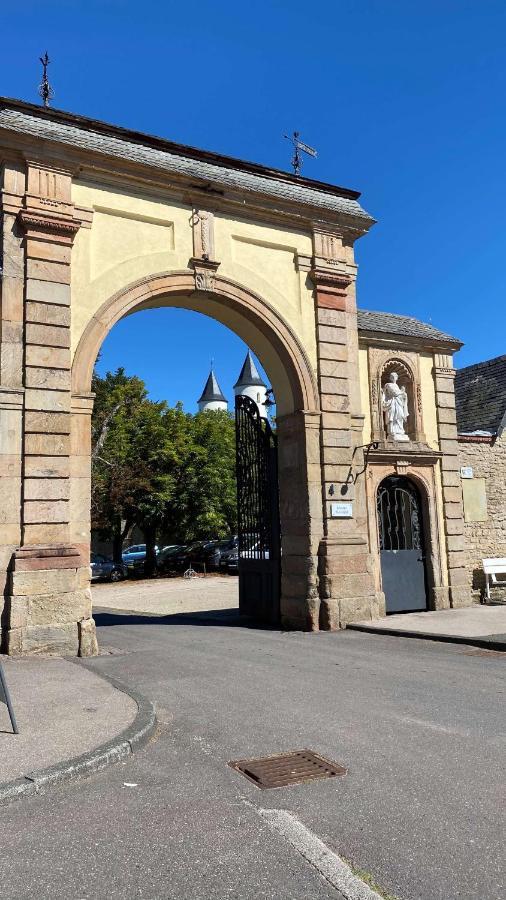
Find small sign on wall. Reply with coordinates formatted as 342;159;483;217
330;501;353;518
460;466;474;479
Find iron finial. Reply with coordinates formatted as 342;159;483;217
284;131;317;177
38;52;54;108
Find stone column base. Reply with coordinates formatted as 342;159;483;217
318;536;382;630
4;545;98;657
280;595;320;631
449;585;474;608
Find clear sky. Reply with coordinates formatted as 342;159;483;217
2;1;505;408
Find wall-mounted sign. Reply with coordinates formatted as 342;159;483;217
460;466;474;479
330;501;353;518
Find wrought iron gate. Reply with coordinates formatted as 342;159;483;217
235;395;280;624
377;476;428;613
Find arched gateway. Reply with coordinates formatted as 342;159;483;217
0;98;471;656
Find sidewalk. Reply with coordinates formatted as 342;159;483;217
348;604;506;650
0;656;155;802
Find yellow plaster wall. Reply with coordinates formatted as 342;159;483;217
70;179;318;387
358;346;371;442
419;353;439;449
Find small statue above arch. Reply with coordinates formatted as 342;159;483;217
382;370;410;441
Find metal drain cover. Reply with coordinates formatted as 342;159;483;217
229;749;346;789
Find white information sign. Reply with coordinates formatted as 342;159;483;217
330;501;353;518
460;466;474;479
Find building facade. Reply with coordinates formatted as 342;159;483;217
455;355;506;599
0;97;471;656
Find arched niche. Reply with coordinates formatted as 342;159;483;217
368;350;425;443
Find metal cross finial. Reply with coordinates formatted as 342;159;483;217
284;131;317;177
38;52;54;108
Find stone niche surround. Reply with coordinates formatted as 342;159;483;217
362;341;470;611
1;158;97;657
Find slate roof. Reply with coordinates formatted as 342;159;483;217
198;370;227;404
234;352;266;389
455;355;506;435
357;309;462;347
0;98;373;224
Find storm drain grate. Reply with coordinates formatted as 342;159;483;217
228;749;346;789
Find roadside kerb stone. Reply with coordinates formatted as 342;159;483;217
0;672;156;806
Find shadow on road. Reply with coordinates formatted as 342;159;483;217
93;607;278;631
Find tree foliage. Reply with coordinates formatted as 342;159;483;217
91;368;237;563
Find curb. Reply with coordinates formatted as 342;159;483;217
0;671;157;806
346;623;506;652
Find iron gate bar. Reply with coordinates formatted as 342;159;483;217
235;395;280;623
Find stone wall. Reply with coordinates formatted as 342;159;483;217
458;433;506;599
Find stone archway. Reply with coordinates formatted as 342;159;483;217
66;271;324;652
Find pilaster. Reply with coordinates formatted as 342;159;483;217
434;354;470;608
311;230;377;628
4;160;97;656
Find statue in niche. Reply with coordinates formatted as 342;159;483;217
382;371;409;441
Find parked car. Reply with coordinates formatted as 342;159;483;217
218;537;239;571
157;545;185;574
90;553;125;582
122;543;159;575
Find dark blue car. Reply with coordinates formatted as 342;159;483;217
90;553;125;582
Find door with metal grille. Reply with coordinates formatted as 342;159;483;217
377;476;428;613
235;395;280;624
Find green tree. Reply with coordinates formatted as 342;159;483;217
91;369;237;572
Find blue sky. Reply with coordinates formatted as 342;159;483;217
2;1;505;408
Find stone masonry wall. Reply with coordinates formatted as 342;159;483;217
458;433;506;599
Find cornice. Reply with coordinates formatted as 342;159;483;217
0;127;372;241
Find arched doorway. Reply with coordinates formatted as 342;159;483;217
377;476;428;613
71;271;323;635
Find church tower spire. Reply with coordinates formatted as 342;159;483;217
197;368;228;412
233;351;268;417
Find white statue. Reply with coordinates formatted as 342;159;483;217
382;372;409;441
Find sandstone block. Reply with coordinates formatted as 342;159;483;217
24;455;70;478
319;597;340;630
11;566;77;596
79;617;98;657
338;595;377;627
24;478;70;501
0;277;24;322
26;238;71;264
0;477;21;524
25;301;71;327
317;307;347;327
319;351;348;372
447;534;466;552
26;279;70;305
24;410;71;434
26;259;71;284
28;589;91;625
25;367;71;391
25;389;71;414
22;522;70;544
320;376;348;396
279;595;320;631
21;623;79;656
23;499;70;524
322;428;352;448
24;346;71;370
438;422;458;440
25;433;70;456
25;323;70;348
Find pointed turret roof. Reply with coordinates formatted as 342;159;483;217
198;369;227;403
234;351;266;389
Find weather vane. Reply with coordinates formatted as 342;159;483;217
38;52;54;108
284;131;317;177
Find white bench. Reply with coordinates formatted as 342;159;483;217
483;558;506;601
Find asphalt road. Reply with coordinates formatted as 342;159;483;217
0;608;504;900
